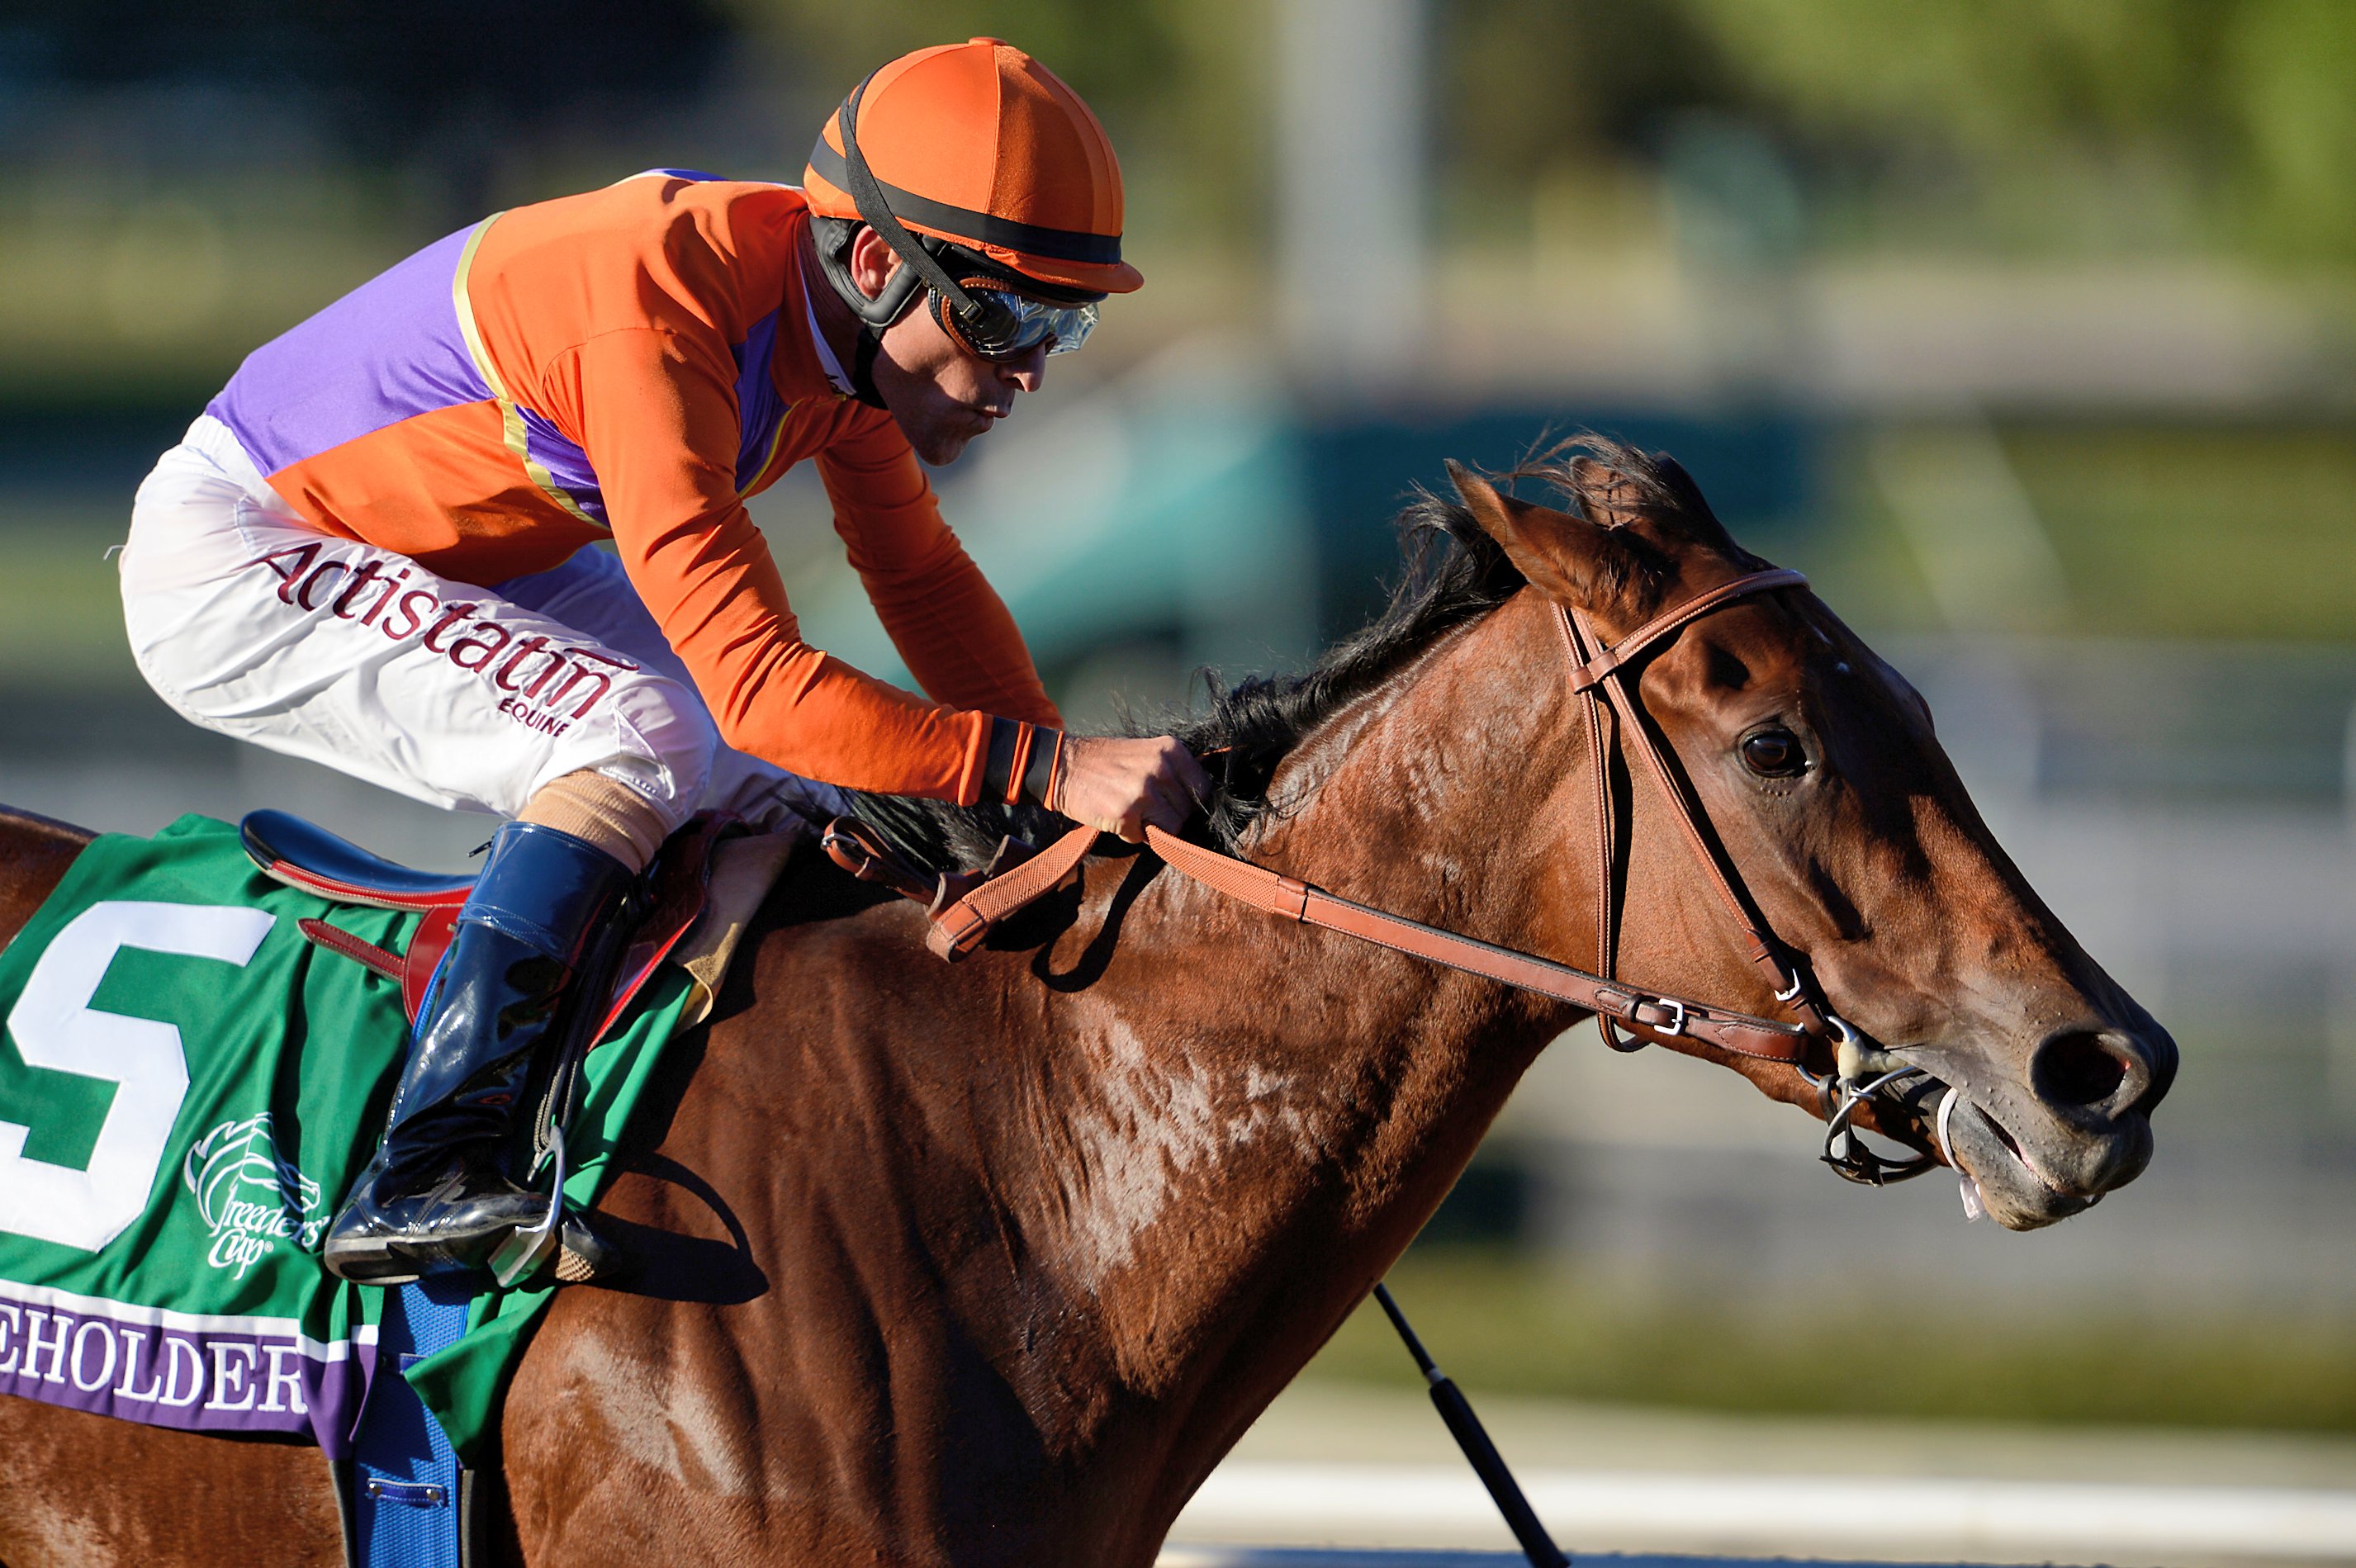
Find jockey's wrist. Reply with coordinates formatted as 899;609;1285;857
981;717;1066;811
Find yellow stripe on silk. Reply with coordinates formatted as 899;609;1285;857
737;401;797;498
449;214;607;533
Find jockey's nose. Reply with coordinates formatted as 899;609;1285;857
1000;344;1048;393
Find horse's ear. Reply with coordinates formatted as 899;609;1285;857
1447;461;1642;613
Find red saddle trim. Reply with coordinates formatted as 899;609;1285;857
402;907;458;1025
263;862;473;912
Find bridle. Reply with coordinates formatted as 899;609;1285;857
832;567;1951;1187
1552;566;1943;1184
1538;566;1945;1182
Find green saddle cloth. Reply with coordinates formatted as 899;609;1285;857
0;813;694;1462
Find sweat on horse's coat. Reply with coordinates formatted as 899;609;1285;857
1055;1011;1330;1293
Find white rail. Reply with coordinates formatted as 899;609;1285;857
1161;1552;1531;1567
1168;1462;2356;1564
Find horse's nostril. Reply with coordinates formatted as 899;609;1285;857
2033;1029;2132;1108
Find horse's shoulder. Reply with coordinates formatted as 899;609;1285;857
678;850;944;1056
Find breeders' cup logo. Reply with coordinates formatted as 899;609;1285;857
182;1115;325;1279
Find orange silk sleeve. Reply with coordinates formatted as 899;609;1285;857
816;415;1062;729
552;327;997;803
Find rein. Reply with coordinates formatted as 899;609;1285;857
1142;820;1808;1059
829;566;1946;1186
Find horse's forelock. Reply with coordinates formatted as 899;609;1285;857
1513;436;1752;568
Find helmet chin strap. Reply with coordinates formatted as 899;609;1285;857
847;328;889;411
833;74;994;320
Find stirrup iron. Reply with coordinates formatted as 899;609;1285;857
488;1125;567;1287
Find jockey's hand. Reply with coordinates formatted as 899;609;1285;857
1052;735;1211;843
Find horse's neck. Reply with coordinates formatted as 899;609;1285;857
1251;603;1571;925
1013;594;1583;1476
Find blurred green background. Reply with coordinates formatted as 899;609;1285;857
2;0;2354;1446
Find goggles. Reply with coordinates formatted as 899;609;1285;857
933;278;1100;362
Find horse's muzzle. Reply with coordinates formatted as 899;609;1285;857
1937;1016;2175;1229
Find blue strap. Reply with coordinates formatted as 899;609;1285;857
353;1280;472;1567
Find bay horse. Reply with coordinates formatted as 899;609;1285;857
0;443;2172;1566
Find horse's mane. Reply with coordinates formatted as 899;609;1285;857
842;438;1699;875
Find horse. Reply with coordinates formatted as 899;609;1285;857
0;442;2173;1567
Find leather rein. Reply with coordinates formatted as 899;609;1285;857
826;566;1946;1186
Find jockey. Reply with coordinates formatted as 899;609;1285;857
116;38;1210;1285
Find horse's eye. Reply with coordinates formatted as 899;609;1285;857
1741;728;1807;778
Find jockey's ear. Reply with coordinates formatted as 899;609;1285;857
1447;460;1647;618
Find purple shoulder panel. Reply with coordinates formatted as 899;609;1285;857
514;407;609;526
732;306;787;492
205;225;493;476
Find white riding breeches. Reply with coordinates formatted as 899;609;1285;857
119;415;849;833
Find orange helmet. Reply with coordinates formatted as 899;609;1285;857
804;38;1142;298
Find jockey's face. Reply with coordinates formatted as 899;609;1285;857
847;226;1048;466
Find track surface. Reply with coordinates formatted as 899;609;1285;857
1165;1382;2356;1568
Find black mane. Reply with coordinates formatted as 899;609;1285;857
843;439;1692;875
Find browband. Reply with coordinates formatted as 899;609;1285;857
1567;568;1808;691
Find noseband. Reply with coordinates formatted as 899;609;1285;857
879;566;1946;1187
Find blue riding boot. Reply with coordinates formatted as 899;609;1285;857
322;822;637;1285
